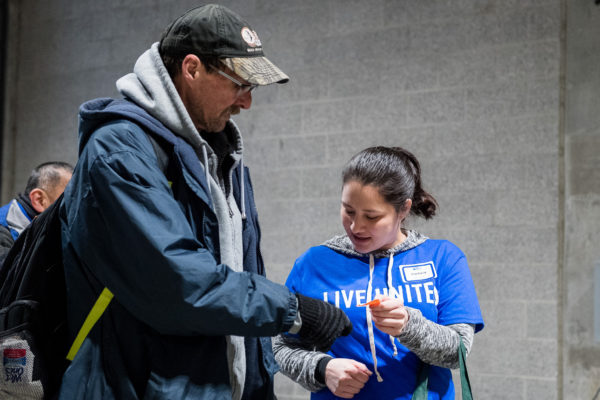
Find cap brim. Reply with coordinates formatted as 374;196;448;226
221;57;289;85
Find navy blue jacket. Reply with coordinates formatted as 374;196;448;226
59;98;296;399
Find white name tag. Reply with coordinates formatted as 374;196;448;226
400;262;437;282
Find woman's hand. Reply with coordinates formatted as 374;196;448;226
369;296;409;337
325;358;372;399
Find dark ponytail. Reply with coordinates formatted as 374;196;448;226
342;146;438;219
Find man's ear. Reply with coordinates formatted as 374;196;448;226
181;54;203;80
29;188;48;213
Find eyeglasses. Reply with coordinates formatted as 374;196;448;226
210;65;258;95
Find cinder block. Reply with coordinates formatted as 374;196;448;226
236;104;302;140
492;189;558;228
447;227;557;264
325;131;385;165
278;135;328;168
326;29;388;66
265;67;330;105
260;234;303;266
408;89;465;125
517;40;560;80
426;152;558;193
243;138;281;170
300;167;341;199
329;58;386;98
407;18;469;54
251;167;302;202
470;336;557;377
470;263;557;302
479;300;527;338
527;302;558;339
301;101;354;134
431;189;496;228
463;10;529;49
470;374;524;400
379;54;440;94
527;4;561;41
351;95;408;131
330;0;384;35
491;115;559;156
527;79;560;115
264;262;293;285
525;378;558;400
465;83;529;121
439;47;510;88
567;135;600;195
255;0;325;15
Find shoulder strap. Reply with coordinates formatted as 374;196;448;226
66;132;171;362
66;288;113;361
411;337;473;400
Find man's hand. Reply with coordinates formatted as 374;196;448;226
325;358;371;399
369;296;409;336
295;294;352;352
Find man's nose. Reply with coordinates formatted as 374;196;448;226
235;91;252;109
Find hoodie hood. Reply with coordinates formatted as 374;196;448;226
116;42;204;151
323;230;427;258
114;42;244;171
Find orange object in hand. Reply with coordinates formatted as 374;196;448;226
358;299;381;307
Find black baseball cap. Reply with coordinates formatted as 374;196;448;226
159;4;289;85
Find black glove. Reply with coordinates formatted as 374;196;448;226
295;293;353;352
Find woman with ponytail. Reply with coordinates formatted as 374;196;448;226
274;146;484;399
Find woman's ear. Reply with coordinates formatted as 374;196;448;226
400;199;412;221
29;188;49;213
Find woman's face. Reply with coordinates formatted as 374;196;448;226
341;181;409;254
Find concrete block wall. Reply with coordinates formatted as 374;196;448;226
236;2;562;398
563;1;600;399
2;0;596;399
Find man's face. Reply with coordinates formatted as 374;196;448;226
181;59;253;133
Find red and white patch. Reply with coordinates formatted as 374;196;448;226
241;27;262;47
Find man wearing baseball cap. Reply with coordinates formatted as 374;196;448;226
58;4;351;400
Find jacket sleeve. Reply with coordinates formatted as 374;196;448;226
64;121;297;337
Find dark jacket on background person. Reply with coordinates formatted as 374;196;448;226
0;194;39;263
58;97;297;399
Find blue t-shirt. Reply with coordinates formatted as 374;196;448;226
285;238;484;400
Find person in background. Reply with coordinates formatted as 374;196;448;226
58;4;351;400
274;146;484;399
0;161;73;263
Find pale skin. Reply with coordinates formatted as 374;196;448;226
172;54;253;133
29;170;72;213
324;181;412;398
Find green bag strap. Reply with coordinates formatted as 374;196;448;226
66;287;114;361
458;338;473;400
411;337;473;400
412;362;430;400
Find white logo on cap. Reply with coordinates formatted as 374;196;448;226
241;27;262;48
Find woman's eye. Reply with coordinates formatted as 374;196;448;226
366;215;379;221
345;210;355;216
